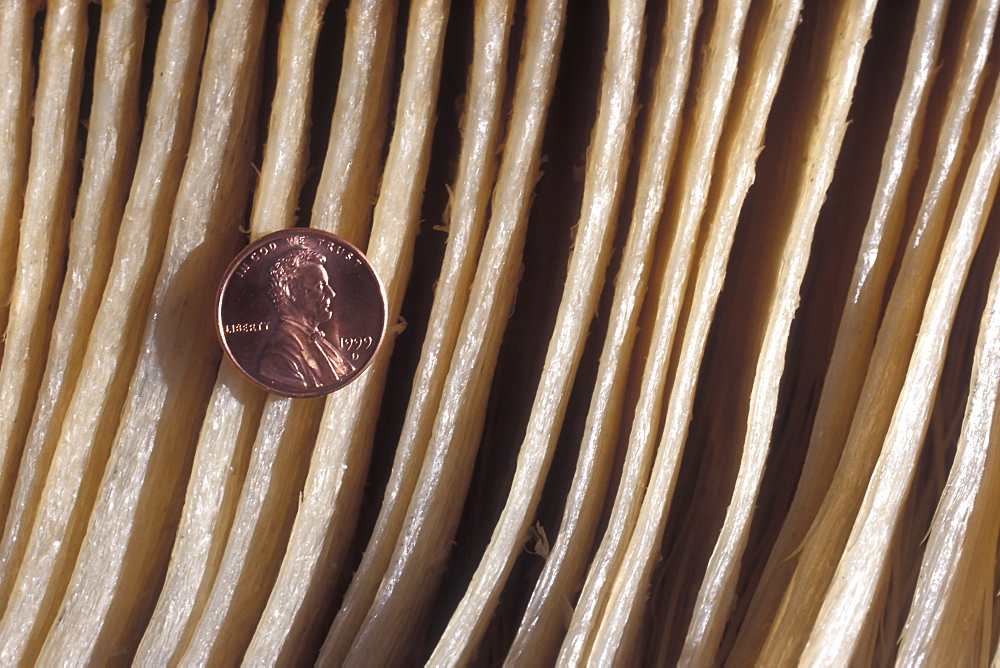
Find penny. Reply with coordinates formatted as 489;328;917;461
216;228;387;397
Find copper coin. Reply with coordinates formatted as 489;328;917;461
216;228;387;398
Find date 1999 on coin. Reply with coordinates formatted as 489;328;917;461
216;228;387;398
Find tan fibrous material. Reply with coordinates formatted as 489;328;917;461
806;47;1000;666
514;0;698;662
337;0;566;663
680;0;875;662
728;0;948;661
0;0;34;347
1;0;145;618
323;0;511;659
136;0;329;662
35;0;265;661
754;2;1000;663
427;0;647;662
0;0;86;529
0;1;998;664
0;2;207;663
245;0;451;664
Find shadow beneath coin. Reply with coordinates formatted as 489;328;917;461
88;231;248;655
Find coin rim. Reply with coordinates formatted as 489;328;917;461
215;228;388;398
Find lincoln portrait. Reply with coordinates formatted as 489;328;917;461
257;247;356;391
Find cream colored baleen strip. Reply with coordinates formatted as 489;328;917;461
728;0;947;661
510;0;697;662
756;2;999;662
898;191;1000;667
430;0;646;662
0;0;86;522
0;1;206;663
175;1;395;664
679;0;874;663
336;0;566;664
324;0;511;656
581;0;754;661
804;57;1000;667
134;0;330;662
35;0;266;662
0;0;33;343
1;0;144;611
242;0;449;664
553;2;702;665
309;0;395;237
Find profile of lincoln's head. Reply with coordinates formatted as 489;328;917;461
267;247;336;328
257;246;355;391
